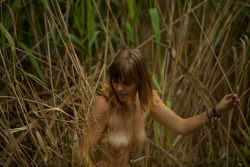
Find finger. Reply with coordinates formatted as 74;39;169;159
236;99;241;106
233;102;238;107
231;94;238;100
233;100;241;106
225;94;234;100
228;98;238;106
227;95;238;103
231;97;240;105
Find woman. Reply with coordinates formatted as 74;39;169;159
76;48;240;167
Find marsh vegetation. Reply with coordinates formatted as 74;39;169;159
0;0;249;166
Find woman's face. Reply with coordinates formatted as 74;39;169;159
112;77;138;104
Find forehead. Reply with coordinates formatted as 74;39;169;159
109;54;141;82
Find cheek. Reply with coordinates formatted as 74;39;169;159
129;85;138;93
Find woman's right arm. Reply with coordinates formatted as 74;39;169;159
76;96;109;166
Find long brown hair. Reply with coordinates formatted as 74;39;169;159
100;48;155;111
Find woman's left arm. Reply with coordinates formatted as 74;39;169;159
150;94;240;136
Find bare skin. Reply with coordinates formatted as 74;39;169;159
76;78;240;166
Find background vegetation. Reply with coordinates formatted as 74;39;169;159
0;0;249;166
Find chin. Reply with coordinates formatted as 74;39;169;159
118;97;126;102
118;97;129;103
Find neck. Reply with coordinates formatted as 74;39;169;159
121;100;134;107
120;97;136;111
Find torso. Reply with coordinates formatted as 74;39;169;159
96;96;150;167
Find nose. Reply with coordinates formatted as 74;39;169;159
117;83;124;91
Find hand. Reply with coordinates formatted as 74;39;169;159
216;94;240;116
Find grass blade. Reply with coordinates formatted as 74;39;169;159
149;8;161;56
19;42;47;87
69;34;88;55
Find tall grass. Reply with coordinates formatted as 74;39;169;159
0;0;249;166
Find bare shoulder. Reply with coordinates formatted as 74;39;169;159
150;91;165;114
91;96;111;117
153;92;160;102
94;96;109;108
152;91;164;106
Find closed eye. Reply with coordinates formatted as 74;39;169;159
112;79;119;84
124;82;131;86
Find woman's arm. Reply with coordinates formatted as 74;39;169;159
150;94;239;136
76;96;109;166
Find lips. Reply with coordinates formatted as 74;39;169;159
117;93;127;97
118;93;127;96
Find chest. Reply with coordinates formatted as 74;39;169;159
106;107;149;150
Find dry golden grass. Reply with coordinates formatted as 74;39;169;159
0;0;249;166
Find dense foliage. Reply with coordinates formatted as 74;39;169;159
0;0;249;166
